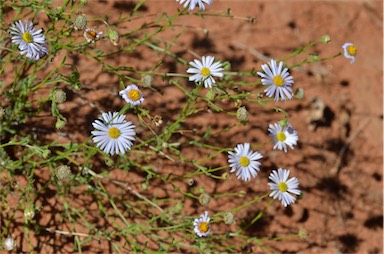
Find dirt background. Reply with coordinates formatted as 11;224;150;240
1;0;383;253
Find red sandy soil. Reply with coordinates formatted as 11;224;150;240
1;1;383;253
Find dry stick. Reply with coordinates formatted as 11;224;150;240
44;227;97;239
330;118;371;176
87;169;164;213
230;41;270;62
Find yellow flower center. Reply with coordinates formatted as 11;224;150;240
278;182;288;192
86;29;98;40
198;222;209;233
22;32;33;43
276;132;286;142
273;75;284;87
108;127;121;139
239;156;250;167
347;45;357;56
201;67;211;77
128;89;141;101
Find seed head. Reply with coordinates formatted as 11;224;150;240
73;13;87;31
56;165;71;180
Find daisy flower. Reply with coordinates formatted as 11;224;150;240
193;211;211;237
268;122;298;152
176;0;212;11
228;143;263;181
187;56;224;88
91;112;136;155
84;28;103;43
119;84;144;106
257;59;294;102
268;168;301;207
9;20;48;60
342;43;357;64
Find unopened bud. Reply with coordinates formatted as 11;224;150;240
55;118;66;129
320;34;331;43
104;156;114;167
24;205;35;220
108;29;120;46
294;88;304;99
221;172;229;180
279;119;288;127
236;106;248;123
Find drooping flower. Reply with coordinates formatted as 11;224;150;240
228;143;263;181
91;112;136;155
268;122;298;152
84;28;103;43
193;211;211;237
119;84;144;106
9;20;48;60
342;42;357;64
187;56;224;88
257;59;294;102
176;0;212;11
268;168;301;207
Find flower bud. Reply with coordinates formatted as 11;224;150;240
279;119;288;127
108;28;120;46
24;205;35;220
320;34;331;43
294;88;304;99
55;118;66;129
236;106;248;123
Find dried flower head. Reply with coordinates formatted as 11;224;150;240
199;193;211;206
56;165;72;180
73;13;87;31
53;89;66;103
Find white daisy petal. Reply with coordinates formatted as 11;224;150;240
268;168;301;207
268;122;298;152
193;211;211;237
342;42;357;64
187;56;224;88
227;143;263;181
257;59;294;102
119;84;144;106
10;20;48;60
91;112;136;155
